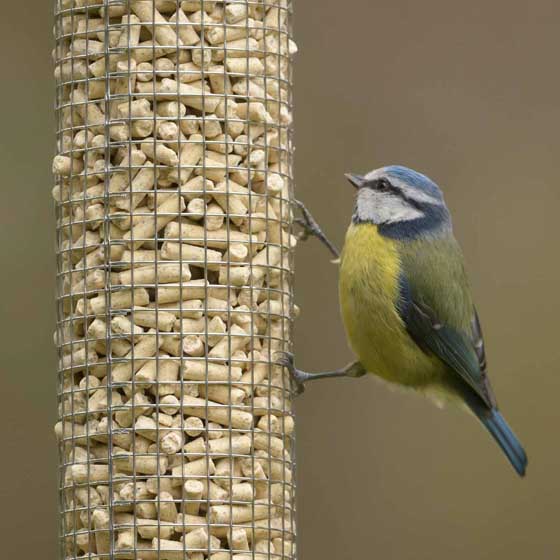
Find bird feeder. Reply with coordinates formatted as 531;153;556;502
53;1;297;558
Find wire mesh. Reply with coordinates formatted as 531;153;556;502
53;1;297;558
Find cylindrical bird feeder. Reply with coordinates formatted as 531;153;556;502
53;1;297;558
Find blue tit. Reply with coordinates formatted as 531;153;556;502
281;165;527;477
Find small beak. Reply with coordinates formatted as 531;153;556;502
345;173;365;189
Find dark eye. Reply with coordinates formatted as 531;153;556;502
376;178;392;192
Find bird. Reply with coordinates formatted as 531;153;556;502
280;165;528;477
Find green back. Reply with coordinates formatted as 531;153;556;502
399;236;473;330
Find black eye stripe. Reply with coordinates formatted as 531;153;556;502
369;178;424;211
376;178;392;191
368;178;395;193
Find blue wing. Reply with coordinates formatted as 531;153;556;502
397;272;496;408
397;272;527;475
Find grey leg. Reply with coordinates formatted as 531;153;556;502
276;352;366;395
293;199;340;260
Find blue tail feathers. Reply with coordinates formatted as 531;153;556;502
477;409;528;477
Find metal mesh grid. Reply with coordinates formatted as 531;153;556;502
53;1;297;558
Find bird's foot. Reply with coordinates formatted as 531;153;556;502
275;351;309;395
292;199;340;261
345;362;367;378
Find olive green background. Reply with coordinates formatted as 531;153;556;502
1;1;558;558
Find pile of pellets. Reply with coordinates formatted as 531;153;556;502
53;1;297;559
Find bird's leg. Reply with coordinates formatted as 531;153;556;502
292;199;340;260
276;352;366;395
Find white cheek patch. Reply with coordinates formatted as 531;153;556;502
357;189;424;224
383;198;424;224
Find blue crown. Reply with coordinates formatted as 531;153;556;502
383;165;443;199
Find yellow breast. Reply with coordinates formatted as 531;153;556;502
339;223;444;387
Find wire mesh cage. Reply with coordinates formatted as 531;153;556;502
53;1;297;558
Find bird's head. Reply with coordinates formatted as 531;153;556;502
346;165;451;238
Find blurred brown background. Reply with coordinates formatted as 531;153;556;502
1;0;559;558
